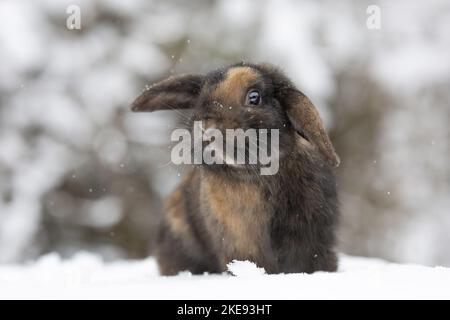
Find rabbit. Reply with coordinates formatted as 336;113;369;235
131;62;340;275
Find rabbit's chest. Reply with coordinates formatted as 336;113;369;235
201;176;275;269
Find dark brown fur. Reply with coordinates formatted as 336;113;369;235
131;63;340;275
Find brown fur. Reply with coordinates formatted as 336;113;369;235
201;172;276;270
287;94;340;167
165;184;189;235
212;67;259;104
132;62;340;275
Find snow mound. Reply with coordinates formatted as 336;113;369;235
0;253;449;299
227;260;266;276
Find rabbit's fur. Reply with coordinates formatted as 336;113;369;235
131;63;340;275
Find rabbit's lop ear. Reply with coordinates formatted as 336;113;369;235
286;92;340;167
131;74;204;112
256;63;340;167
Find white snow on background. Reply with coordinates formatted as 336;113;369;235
0;253;449;299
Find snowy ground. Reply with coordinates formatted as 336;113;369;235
0;253;449;299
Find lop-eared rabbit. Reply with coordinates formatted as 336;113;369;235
131;63;340;275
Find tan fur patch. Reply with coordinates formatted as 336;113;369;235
296;132;313;148
164;187;189;235
212;67;259;103
288;94;340;167
201;173;274;268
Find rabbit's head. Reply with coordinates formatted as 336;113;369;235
131;62;339;169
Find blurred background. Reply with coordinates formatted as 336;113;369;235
0;0;449;267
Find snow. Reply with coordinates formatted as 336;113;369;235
0;253;449;299
227;260;266;277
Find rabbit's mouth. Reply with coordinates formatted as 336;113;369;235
202;127;255;168
191;120;280;175
203;142;245;168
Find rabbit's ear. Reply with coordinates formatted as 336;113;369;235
285;91;340;167
256;63;340;167
131;74;204;112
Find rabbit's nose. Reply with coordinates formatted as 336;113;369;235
202;119;218;142
203;119;217;130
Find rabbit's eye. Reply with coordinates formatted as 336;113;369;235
246;90;261;106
